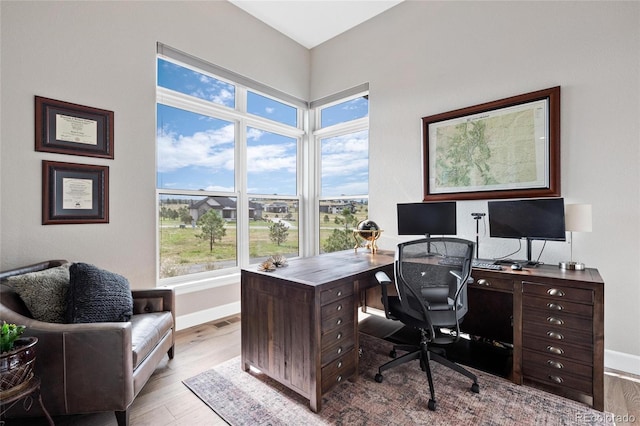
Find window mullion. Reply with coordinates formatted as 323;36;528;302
236;88;249;266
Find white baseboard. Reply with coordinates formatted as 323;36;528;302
175;301;241;331
605;349;640;376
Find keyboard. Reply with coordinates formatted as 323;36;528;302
438;258;503;271
472;260;503;270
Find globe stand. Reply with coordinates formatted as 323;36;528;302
352;229;383;254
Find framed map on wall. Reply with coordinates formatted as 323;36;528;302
422;86;560;201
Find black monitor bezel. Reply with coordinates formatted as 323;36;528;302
397;201;457;236
488;197;566;242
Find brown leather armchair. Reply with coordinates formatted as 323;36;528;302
0;260;175;426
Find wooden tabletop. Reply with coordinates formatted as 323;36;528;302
242;249;395;287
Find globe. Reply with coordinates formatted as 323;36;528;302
357;220;380;240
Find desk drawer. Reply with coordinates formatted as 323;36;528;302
321;322;354;350
523;349;592;380
321;283;354;305
321;296;353;321
523;306;592;332
321;311;352;333
321;335;355;365
321;352;356;393
523;357;592;394
523;282;593;304
523;335;592;364
523;295;592;316
470;275;513;292
523;322;592;346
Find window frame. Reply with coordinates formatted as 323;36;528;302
311;90;370;254
156;54;305;285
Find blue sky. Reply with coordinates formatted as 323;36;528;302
157;59;368;197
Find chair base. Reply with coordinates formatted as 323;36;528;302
375;340;479;411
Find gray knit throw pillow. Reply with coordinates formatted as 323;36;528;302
66;263;133;323
6;264;70;323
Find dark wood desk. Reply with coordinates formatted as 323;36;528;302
241;250;604;412
241;249;394;412
468;265;605;411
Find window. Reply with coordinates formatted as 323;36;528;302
313;92;370;253
156;51;304;282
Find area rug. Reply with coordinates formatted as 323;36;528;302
183;333;613;425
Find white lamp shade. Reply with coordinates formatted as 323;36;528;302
565;204;592;233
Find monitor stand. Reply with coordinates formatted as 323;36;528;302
524;238;540;267
495;239;540;267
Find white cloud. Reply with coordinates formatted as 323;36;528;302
157;124;235;173
247;143;297;173
321;131;368;177
203;184;235;192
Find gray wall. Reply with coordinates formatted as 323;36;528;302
0;0;309;322
1;1;639;370
311;1;640;366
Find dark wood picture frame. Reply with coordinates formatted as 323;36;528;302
35;96;114;159
42;161;109;225
422;86;560;201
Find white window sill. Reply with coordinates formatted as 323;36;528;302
161;271;241;295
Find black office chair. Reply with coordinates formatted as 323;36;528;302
374;237;479;411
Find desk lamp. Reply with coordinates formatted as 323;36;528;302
559;204;592;270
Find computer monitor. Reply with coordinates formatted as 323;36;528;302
488;197;566;265
397;202;457;237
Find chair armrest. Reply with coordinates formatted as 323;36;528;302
131;288;175;355
375;271;393;317
132;288;174;314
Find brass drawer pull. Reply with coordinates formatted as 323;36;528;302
546;345;564;355
336;347;343;354
547;360;564;369
477;279;490;286
336;304;342;311
547;331;564;340
336;332;343;340
336;318;343;325
546;317;564;325
547;288;565;297
548;375;564;384
547;303;563;310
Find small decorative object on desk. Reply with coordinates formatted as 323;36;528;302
353;219;383;254
268;254;288;268
258;260;276;272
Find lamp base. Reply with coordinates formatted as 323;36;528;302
559;261;585;271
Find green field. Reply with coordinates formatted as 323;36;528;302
159;207;368;278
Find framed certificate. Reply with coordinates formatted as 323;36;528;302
42;161;109;224
35;96;114;159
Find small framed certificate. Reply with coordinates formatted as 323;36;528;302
35;96;114;159
42;161;109;224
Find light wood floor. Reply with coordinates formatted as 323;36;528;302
5;315;640;425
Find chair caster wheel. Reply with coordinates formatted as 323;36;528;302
471;383;480;393
389;350;397;358
428;399;437;411
375;373;384;383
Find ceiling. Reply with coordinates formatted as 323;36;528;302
228;0;404;49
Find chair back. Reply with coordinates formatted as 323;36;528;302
394;238;474;334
